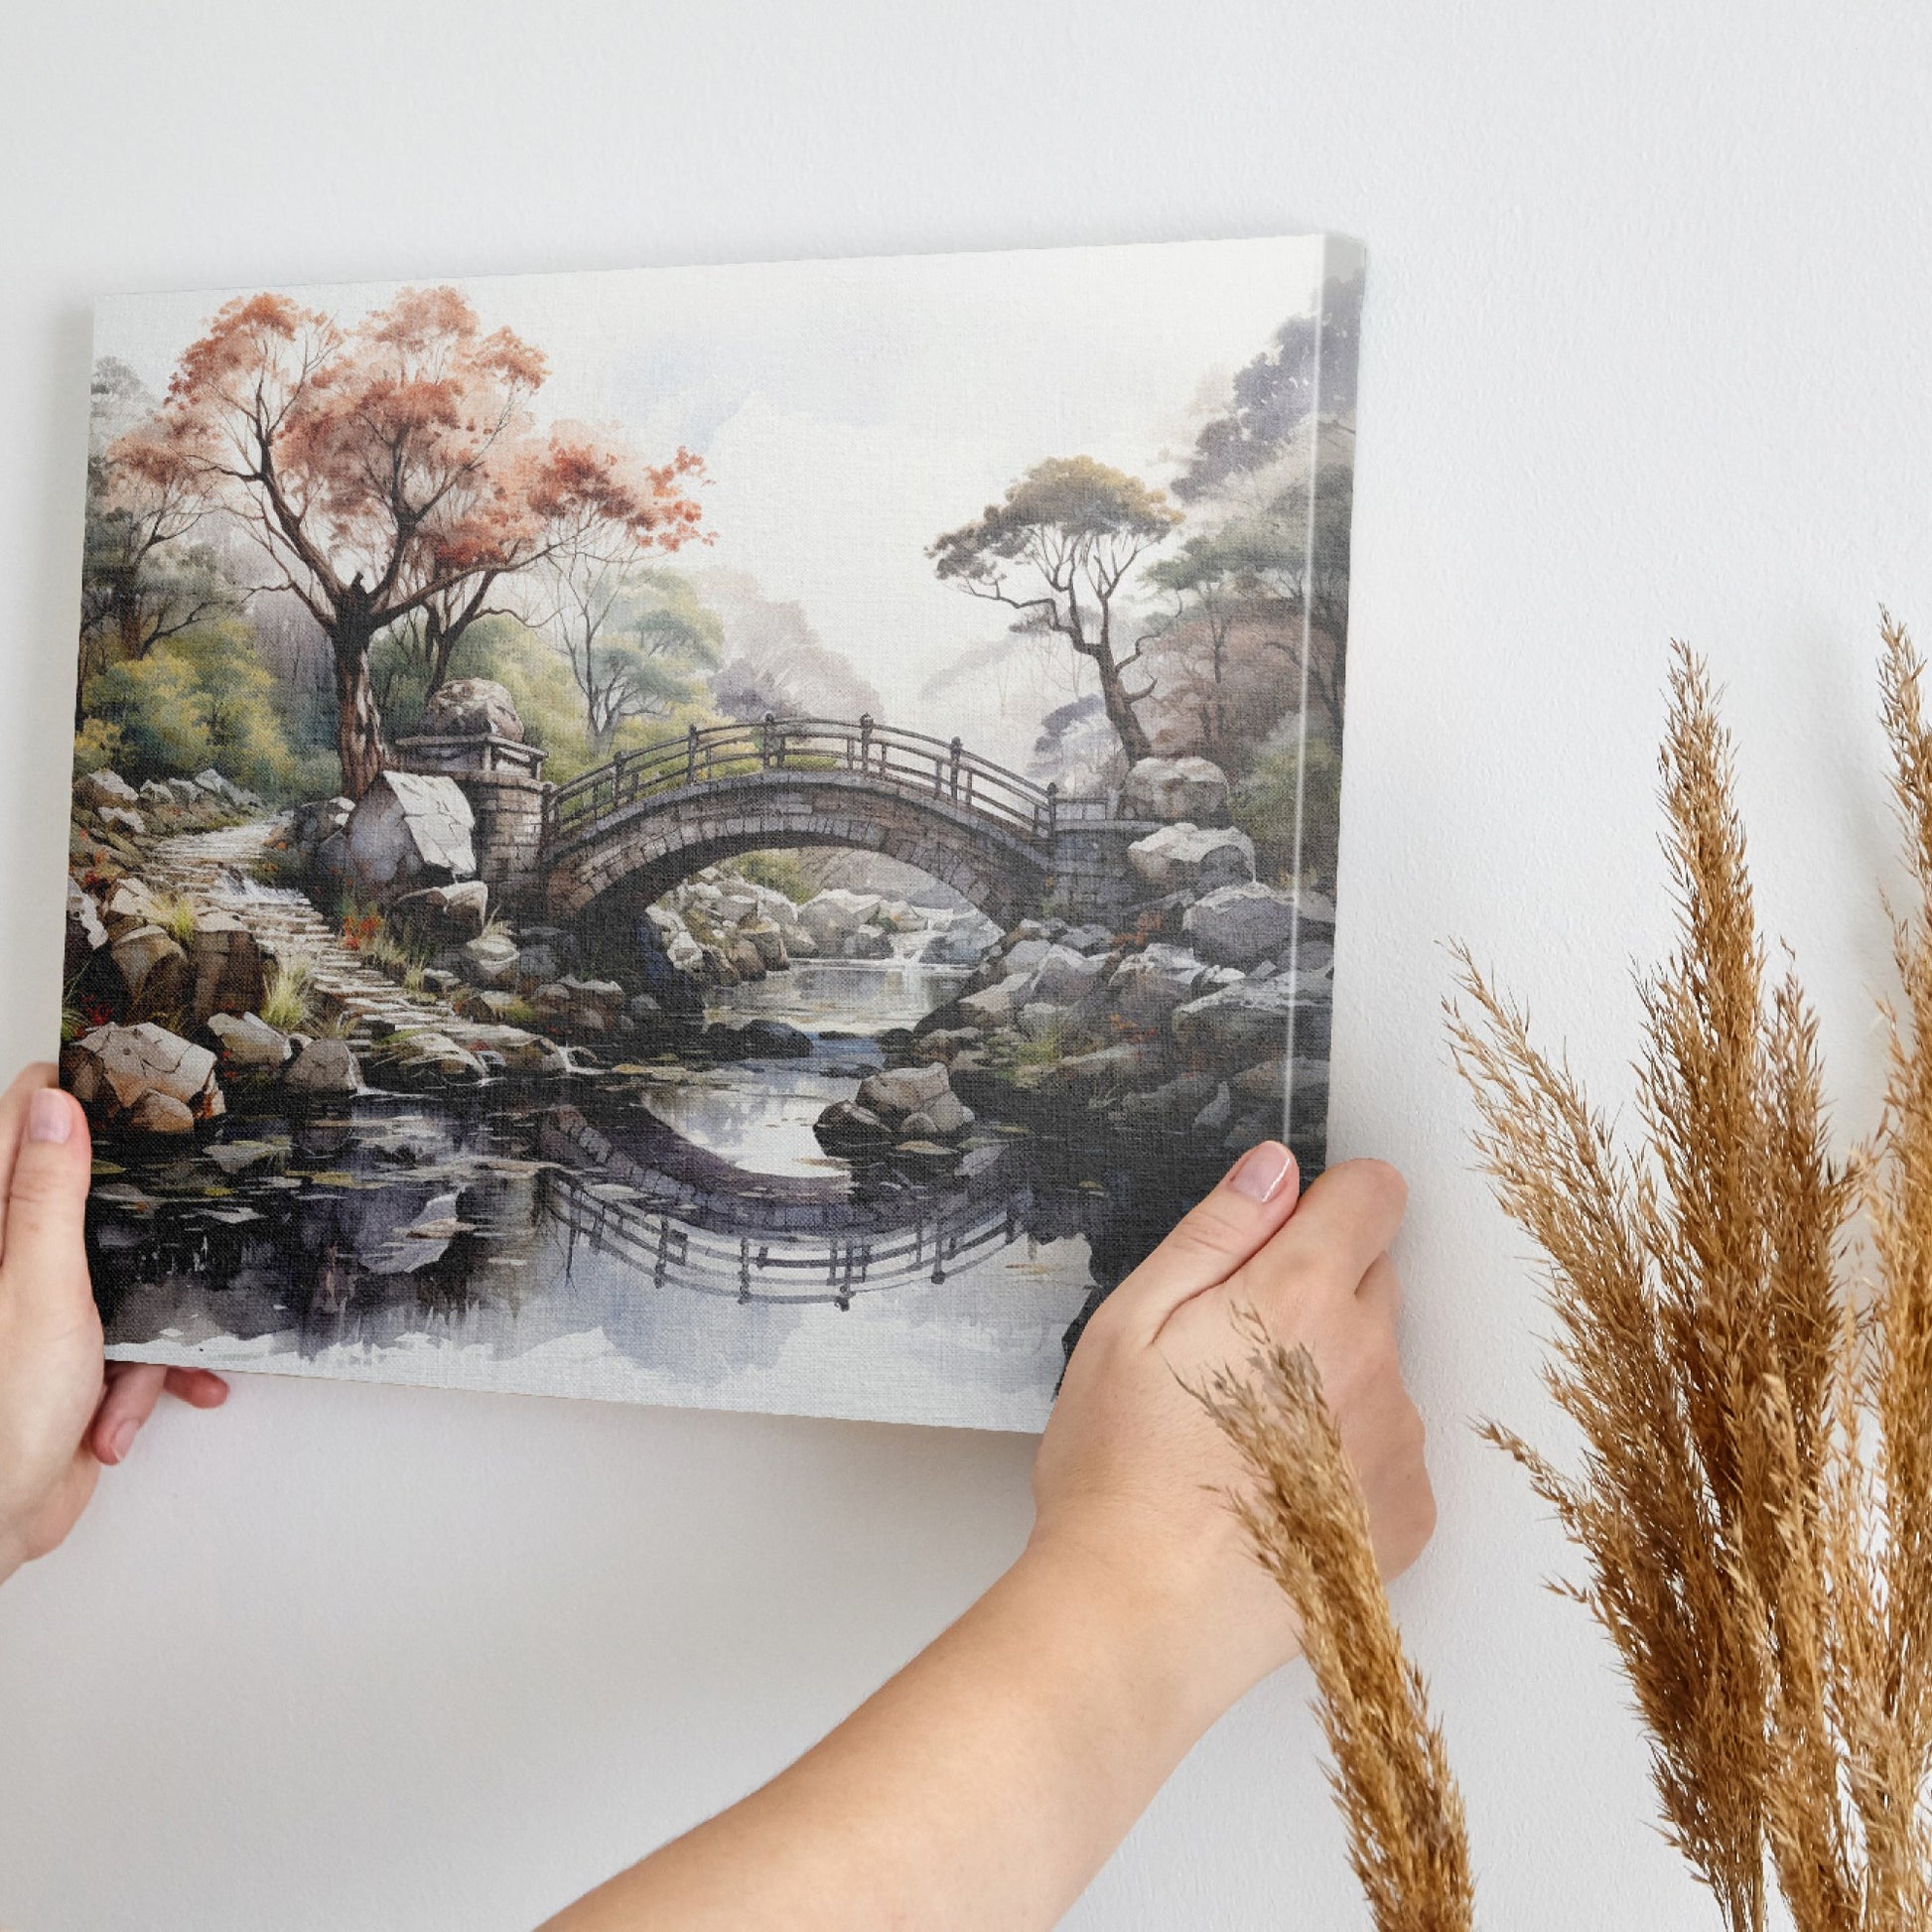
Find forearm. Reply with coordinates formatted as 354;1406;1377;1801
542;1542;1236;1931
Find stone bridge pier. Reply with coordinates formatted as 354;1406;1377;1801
393;731;550;907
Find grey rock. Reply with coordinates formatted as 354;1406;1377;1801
1032;944;1108;1007
841;926;893;961
75;768;139;810
857;1061;952;1124
343;771;477;895
65;879;106;979
98;805;146;839
1181;883;1303;969
206;1011;293;1073
390;880;489;947
284;1037;362;1096
418;677;524;742
110;923;191;1020
814;1100;896;1151
1107;943;1209;1030
1127;822;1255;894
1172;975;1308;1067
460;931;522;990
187;910;265;1024
64;1023;224;1128
1119;756;1231;825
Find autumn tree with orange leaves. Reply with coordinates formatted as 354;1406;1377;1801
118;286;706;798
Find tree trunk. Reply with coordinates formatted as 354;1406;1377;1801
331;622;387;800
1093;648;1154;764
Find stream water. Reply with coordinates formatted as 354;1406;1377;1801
90;948;1163;1432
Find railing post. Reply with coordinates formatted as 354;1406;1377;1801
947;736;962;801
1046;780;1058;844
858;712;874;775
686;723;698;785
760;711;776;770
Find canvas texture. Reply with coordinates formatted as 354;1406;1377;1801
60;235;1362;1431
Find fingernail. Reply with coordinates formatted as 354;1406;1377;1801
1229;1142;1294;1203
106;1418;138;1464
27;1090;72;1144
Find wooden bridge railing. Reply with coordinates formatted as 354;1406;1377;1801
541;715;1077;851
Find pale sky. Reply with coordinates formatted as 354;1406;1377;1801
95;235;1351;769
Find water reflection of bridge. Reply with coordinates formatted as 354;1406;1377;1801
538;1109;1044;1308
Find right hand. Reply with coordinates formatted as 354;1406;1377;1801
1028;1144;1435;1722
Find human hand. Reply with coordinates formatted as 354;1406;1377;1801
0;1063;227;1584
1027;1145;1434;1725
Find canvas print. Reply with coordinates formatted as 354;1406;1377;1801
59;235;1362;1431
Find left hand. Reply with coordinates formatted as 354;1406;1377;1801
0;1062;227;1584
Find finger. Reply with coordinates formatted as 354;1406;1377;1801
1355;1252;1402;1320
1238;1159;1408;1308
1105;1141;1301;1336
164;1366;229;1410
93;1362;169;1465
2;1080;94;1330
0;1062;62;1261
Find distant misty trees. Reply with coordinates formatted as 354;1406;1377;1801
927;269;1362;884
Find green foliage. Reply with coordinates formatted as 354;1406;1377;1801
1232;722;1343;889
148;891;200;945
728;851;815;902
929;456;1180;584
260;955;316;1034
82;618;309;800
71;719;124;778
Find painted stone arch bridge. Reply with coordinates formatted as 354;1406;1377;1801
402;715;1154;929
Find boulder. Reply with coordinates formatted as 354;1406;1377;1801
730;935;769;980
784;923;821;960
343;771;477;896
1127;822;1256;894
841;926;893;961
1058;923;1114;955
187;910;265;1024
797;890;881;951
136;779;179;814
74;768;139;811
1031;944;1109;1007
1018;1002;1065;1041
418;677;524;742
110;924;192;1021
857;1061;952;1126
1172;975;1310;1067
1107;943;1210;1030
65;879;107;979
917;913;1001;965
814;1100;896;1153
206;1011;293;1074
1181;883;1303;968
292;795;353;852
98;805;146;839
731;1018;813;1059
127;1091;196;1135
1119;756;1231;826
63;1023;223;1128
742;919;788;970
314;832;348;882
380;1032;489;1086
99;878;160;934
191;768;248;809
284;1037;361;1097
460;930;522;990
958;979;1033;1030
390;881;489;947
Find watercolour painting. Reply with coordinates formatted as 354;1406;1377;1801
60;235;1362;1431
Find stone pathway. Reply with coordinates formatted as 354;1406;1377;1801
143;818;485;1051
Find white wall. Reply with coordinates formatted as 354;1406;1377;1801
1;4;1927;1924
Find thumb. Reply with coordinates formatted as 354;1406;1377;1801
0;1073;95;1331
1102;1140;1301;1338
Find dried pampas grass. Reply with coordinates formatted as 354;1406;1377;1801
1448;618;1932;1930
1200;1314;1475;1932
1210;618;1932;1932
